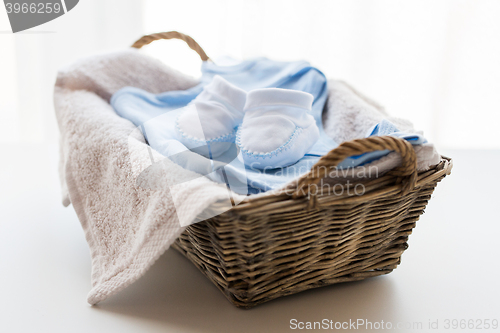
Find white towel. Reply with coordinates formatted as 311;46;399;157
55;49;244;305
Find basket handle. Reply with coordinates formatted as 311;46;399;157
293;136;418;209
131;31;210;61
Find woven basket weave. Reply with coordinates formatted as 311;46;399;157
133;32;453;308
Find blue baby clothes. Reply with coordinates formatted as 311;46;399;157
175;75;247;158
111;58;426;195
111;58;330;194
236;88;319;169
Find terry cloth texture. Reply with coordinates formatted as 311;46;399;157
55;49;246;305
55;49;440;305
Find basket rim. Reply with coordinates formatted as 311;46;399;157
202;155;452;217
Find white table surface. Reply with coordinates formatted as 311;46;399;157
1;144;499;333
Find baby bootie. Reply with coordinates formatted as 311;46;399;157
236;88;319;169
176;75;247;158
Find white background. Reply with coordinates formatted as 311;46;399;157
0;1;499;332
1;0;500;149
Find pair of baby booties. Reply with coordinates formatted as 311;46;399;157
176;76;319;169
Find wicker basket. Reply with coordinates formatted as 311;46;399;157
133;32;453;308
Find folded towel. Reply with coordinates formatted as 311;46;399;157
55;49;246;305
55;49;440;306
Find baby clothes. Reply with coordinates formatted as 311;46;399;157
236;88;319;169
176;75;246;158
177;78;319;166
111;58;328;195
111;58;430;195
